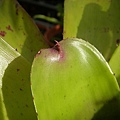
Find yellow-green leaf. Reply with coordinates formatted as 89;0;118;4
0;0;48;63
109;45;120;86
0;38;37;120
64;0;120;61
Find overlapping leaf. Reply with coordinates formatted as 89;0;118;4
0;38;37;120
31;38;120;120
0;0;48;63
64;0;120;61
109;44;120;86
0;0;48;119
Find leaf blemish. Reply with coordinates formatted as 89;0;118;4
116;39;120;46
17;68;20;72
113;73;115;76
20;88;23;91
32;96;34;100
26;104;28;108
15;48;18;51
0;31;6;37
16;3;19;15
6;25;13;32
36;112;38;116
35;50;41;57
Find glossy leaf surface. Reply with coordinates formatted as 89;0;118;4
109;45;120;86
31;38;120;120
64;0;120;61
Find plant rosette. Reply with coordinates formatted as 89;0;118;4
31;38;119;120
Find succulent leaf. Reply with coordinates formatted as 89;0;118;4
109;45;120;86
31;38;120;120
0;0;48;63
0;38;37;120
64;0;120;61
0;0;48;119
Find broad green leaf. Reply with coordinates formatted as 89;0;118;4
31;38;120;120
0;37;19;120
0;37;37;120
64;0;120;61
0;0;48;119
0;0;48;63
109;45;120;86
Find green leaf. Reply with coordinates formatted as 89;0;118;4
109;45;120;86
0;37;19;120
34;14;60;24
31;38;120;120
0;0;48;63
0;0;48;119
64;0;120;61
92;92;120;120
0;38;37;120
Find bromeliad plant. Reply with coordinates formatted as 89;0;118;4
0;0;120;120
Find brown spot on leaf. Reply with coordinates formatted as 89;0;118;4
15;48;18;51
116;39;120;46
32;96;34;100
6;25;13;32
26;104;28;107
0;31;6;37
20;88;23;91
16;3;19;15
17;68;20;72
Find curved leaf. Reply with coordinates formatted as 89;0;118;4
109;45;120;86
0;37;19;120
31;38;119;120
64;0;120;61
0;0;48;63
0;37;37;120
0;0;48;119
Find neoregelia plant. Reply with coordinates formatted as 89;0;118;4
0;0;120;120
